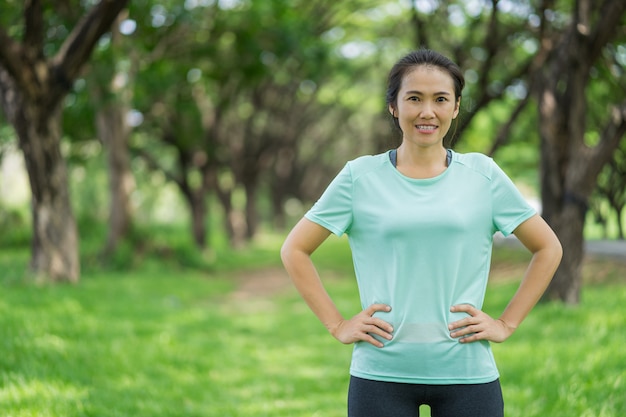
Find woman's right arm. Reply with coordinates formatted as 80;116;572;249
280;218;393;348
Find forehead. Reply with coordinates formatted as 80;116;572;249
400;65;455;93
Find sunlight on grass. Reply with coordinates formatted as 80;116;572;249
1;237;625;416
0;375;88;416
492;284;626;417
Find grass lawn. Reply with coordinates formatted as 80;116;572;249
1;235;625;416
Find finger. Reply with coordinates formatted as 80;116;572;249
448;316;479;331
363;323;393;340
450;323;482;338
448;318;467;331
368;317;394;333
450;304;478;315
347;324;387;347
361;334;385;348
458;332;484;343
365;304;392;315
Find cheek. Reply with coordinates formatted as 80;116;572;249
396;103;416;118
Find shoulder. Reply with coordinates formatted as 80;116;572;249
452;151;498;181
345;152;389;181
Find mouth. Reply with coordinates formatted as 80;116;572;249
415;124;438;133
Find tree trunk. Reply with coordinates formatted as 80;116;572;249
270;187;286;230
615;205;625;240
217;192;245;248
15;100;80;282
534;0;626;303
97;104;134;255
188;192;207;249
538;117;586;303
541;203;585;304
0;0;130;282
244;182;258;240
207;169;245;248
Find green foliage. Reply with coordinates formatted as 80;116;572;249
1;236;626;416
1;0;624;278
0;263;236;416
0;206;30;248
589;138;626;239
493;284;626;417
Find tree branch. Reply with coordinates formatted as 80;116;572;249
457;56;534;138
582;101;626;188
23;0;44;58
50;0;129;95
133;146;183;189
411;0;429;48
488;94;532;156
588;0;626;64
0;28;26;88
475;0;500;95
596;102;626;158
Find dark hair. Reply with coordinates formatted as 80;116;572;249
386;49;465;144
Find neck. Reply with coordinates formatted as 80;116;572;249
397;144;447;166
394;144;448;179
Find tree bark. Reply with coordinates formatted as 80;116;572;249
536;0;626;303
2;79;80;282
244;181;258;240
205;166;248;248
0;0;130;282
180;186;207;249
613;204;625;240
97;104;134;255
542;204;585;303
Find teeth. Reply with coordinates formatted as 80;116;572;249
416;125;436;130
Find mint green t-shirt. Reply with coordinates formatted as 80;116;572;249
305;150;536;384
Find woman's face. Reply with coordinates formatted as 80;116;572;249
390;65;460;149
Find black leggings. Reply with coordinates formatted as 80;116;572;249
348;376;504;417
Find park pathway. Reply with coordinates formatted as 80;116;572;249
233;239;626;300
585;240;626;261
495;234;626;262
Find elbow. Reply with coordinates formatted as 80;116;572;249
531;231;563;271
555;239;563;262
280;238;302;269
553;233;563;261
280;241;292;267
547;235;563;269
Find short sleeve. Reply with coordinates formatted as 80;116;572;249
304;163;353;236
490;160;536;236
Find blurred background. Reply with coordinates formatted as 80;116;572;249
0;1;624;416
1;0;624;294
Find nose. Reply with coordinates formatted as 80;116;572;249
419;102;435;118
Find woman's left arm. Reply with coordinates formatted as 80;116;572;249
449;214;563;343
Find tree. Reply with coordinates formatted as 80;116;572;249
405;0;625;303
591;141;626;240
0;0;129;282
127;0;382;247
93;12;136;257
534;0;626;303
410;0;537;148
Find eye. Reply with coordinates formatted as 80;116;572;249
407;96;420;102
436;96;449;102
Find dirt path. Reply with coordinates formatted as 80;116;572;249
586;240;626;262
229;267;292;300
230;240;625;300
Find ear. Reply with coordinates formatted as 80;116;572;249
388;104;397;118
452;97;461;119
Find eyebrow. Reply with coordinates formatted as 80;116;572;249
404;90;452;96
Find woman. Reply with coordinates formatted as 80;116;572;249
280;49;562;417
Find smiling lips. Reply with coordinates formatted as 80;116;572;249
416;124;438;133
